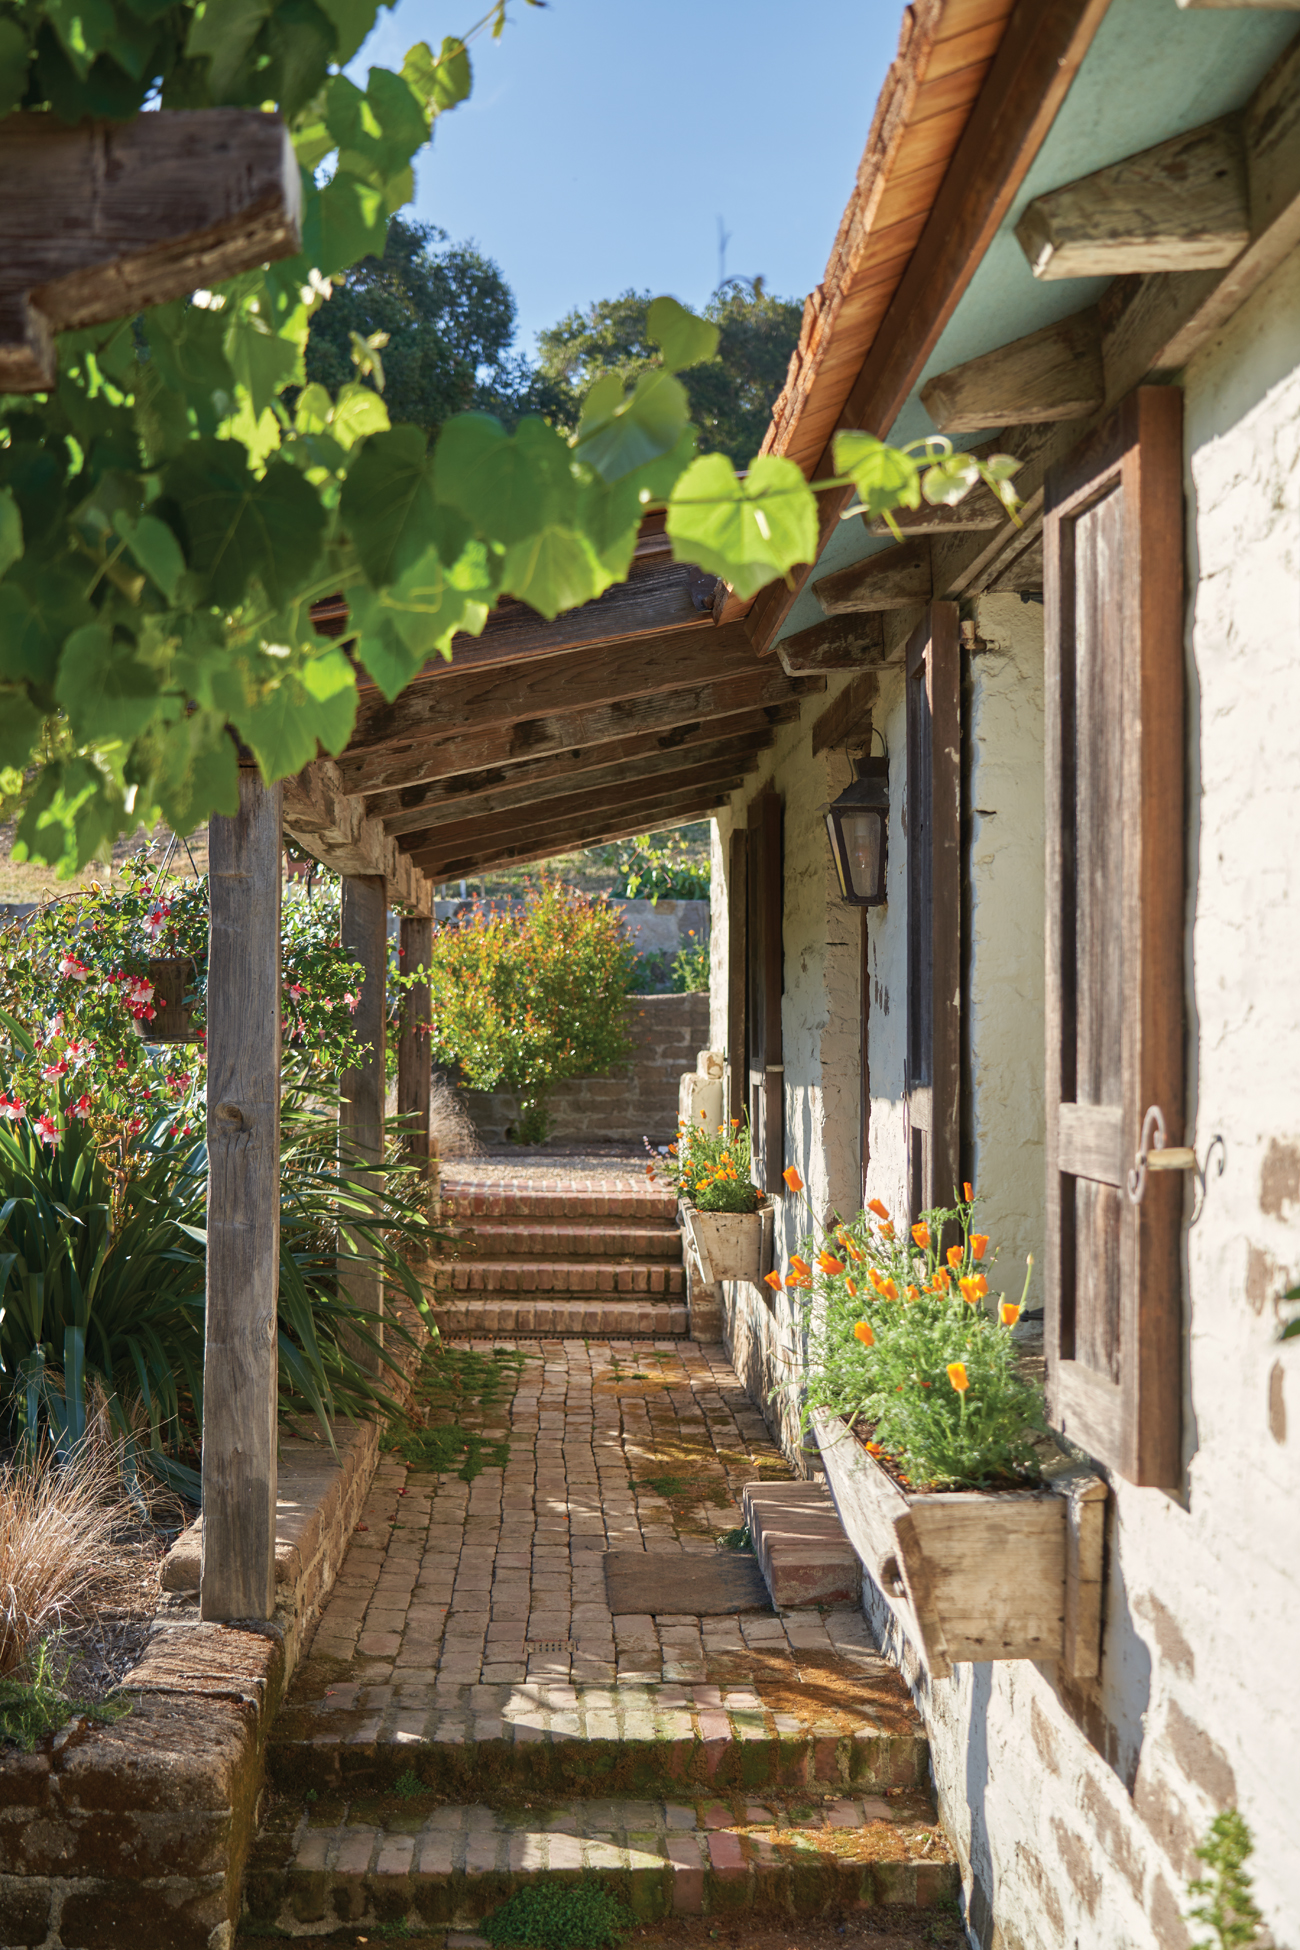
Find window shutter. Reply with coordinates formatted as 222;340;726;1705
905;603;961;1218
726;826;748;1129
747;790;784;1195
1043;386;1184;1489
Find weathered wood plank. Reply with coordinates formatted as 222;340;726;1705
433;559;717;673
201;769;282;1624
776;614;888;674
1015;117;1249;279
863;484;1008;534
815;539;933;616
408;765;748;864
920;308;1104;431
727;827;749;1130
339;875;387;1369
397;915;432;1173
0;110;300;391
332;672;823;797
811;672;880;757
416;787;730;882
380;733;768;836
283;762;433;912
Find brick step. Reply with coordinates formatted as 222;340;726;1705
451;1218;683;1261
244;1787;957;1935
433;1298;689;1337
743;1481;863;1609
267;1679;929;1805
440;1184;678;1223
432;1259;685;1298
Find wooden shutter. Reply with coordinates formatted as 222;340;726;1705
1043;386;1184;1489
726;826;748;1129
905;603;961;1218
747;790;784;1195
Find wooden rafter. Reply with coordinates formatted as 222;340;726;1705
775;614;888;674
379;731;770;836
282;763;435;912
815;537;934;614
432;557;717;674
412;786;732;882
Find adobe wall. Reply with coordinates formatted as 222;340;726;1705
454;992;710;1146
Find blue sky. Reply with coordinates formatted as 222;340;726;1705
355;0;901;358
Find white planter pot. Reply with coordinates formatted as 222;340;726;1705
812;1409;1106;1681
681;1201;774;1285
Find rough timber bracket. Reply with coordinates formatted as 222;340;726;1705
283;761;434;914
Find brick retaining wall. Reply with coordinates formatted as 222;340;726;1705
455;992;709;1146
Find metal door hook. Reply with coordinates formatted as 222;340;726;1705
1128;1105;1225;1222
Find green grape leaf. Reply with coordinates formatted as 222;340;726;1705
265;0;335;120
364;64;429;171
0;690;43;773
54;623;160;745
501;525;604;619
299;645;358;752
833;430;922;521
575;472;642;580
0;566;93;694
13;757;124;874
326;382;390;449
338;424;435;586
574;367;689;484
0;17;29;116
435;413;576;545
666;452;817;599
138;707;241;835
223;311;303;420
239;653;357;779
352;609;427;701
647;296;719;375
45;0;115;78
921;450;981;507
317;169;387;276
184;0;271;99
114;510;185;602
316;0;378;63
160;438;327;608
403;36;470;115
172;615;251;716
0;488;23;580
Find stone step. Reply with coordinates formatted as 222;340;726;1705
434;1298;689;1337
742;1480;863;1609
440;1183;677;1223
268;1679;929;1805
432;1259;686;1298
244;1787;957;1935
452;1218;683;1262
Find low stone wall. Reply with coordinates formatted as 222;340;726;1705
455;992;710;1146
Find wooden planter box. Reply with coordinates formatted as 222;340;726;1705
681;1200;774;1285
812;1409;1106;1681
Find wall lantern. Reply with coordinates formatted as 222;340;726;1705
825;753;889;906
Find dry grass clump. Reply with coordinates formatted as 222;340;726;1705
0;1441;130;1678
430;1071;483;1159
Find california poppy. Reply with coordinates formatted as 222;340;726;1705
764;1270;784;1291
999;1301;1020;1326
946;1244;964;1268
867;1198;890;1220
853;1320;874;1347
931;1267;951;1291
783;1166;804;1193
959;1277;983;1306
818;1252;846;1276
846;1278;858;1297
911;1223;930;1249
947;1362;969;1393
879;1221;895;1241
971;1234;990;1261
963;1181;974;1203
905;1284;920;1302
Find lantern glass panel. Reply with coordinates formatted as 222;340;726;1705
840;808;883;901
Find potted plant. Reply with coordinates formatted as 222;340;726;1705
773;1185;1105;1680
653;1113;774;1284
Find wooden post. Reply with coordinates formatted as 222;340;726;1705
340;874;388;1363
201;769;282;1623
397;913;434;1224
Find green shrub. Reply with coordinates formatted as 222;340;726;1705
1187;1813;1264;1949
784;1186;1047;1490
609;831;710;901
481;1876;634;1950
427;880;637;1139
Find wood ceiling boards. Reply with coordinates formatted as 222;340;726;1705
411;786;732;882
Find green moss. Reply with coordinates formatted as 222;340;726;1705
481;1876;635;1950
382;1344;530;1481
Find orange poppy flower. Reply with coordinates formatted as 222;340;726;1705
783;1166;804;1193
846;1242;865;1263
880;1277;898;1301
786;1269;812;1289
879;1222;895;1241
853;1320;874;1347
868;1269;887;1295
789;1254;812;1277
963;1181;974;1203
846;1278;858;1297
867;1199;890;1220
946;1245;964;1268
911;1223;930;1249
764;1270;784;1291
817;1252;846;1277
905;1284;920;1302
999;1301;1021;1326
971;1234;990;1260
931;1267;951;1291
947;1362;969;1393
959;1277;983;1305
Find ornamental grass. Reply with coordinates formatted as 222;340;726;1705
778;1183;1049;1490
0;1440;127;1680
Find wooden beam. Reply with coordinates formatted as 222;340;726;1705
435;559;716;673
986;533;1044;592
332;671;823;797
814;539;933;616
405;761;749;860
776;614;888;675
397;915;432;1183
381;732;769;835
350;623;772;755
283;762;433;911
862;484;1009;536
919;308;1104;431
1015;118;1249;279
361;709;789;819
812;673;880;758
0;110;301;391
416;789;730;882
339;875;387;1368
746;0;1113;653
201;767;281;1624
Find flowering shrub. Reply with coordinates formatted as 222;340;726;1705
776;1183;1047;1490
0;856;369;1199
653;1115;759;1214
427;880;638;1141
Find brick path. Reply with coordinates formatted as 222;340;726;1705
245;1163;956;1938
